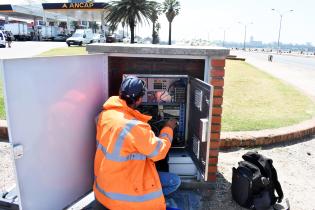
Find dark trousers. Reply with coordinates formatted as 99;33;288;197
93;199;109;210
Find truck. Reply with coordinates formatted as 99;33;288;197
39;25;59;40
4;23;31;41
0;44;229;210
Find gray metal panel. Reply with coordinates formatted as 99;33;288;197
187;77;213;181
2;54;107;210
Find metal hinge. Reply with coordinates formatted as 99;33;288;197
13;144;23;160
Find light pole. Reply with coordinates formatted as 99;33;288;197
223;29;226;47
220;27;229;47
238;22;253;50
272;9;293;53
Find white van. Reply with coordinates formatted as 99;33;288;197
0;30;6;48
66;29;93;46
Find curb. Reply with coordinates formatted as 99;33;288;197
0;120;8;141
1;117;315;147
220;116;315;148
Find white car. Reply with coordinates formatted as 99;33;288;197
0;30;6;48
66;29;94;46
93;34;105;43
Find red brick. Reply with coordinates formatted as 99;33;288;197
207;173;217;182
211;69;225;77
209;157;218;165
208;165;218;173
211;79;224;87
211;132;220;140
211;116;222;124
212;107;222;115
209;149;219;156
211;59;226;67
213;97;223;106
211;124;221;132
210;141;220;149
213;88;224;97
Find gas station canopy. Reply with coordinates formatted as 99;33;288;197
0;2;108;22
42;2;108;21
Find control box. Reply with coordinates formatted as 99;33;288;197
124;75;188;148
123;74;213;180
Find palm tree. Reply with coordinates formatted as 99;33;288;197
151;3;162;44
162;0;180;45
104;0;157;44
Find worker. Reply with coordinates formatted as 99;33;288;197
93;76;181;210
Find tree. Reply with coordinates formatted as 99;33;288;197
152;22;160;44
104;0;157;44
151;3;162;44
162;0;180;45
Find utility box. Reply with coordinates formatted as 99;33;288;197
0;44;229;210
123;74;213;180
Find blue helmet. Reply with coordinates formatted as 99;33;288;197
120;76;146;100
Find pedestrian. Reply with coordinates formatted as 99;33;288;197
93;76;181;210
5;31;12;48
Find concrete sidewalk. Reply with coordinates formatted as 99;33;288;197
0;41;66;59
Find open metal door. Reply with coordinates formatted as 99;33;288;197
1;54;108;210
187;77;213;181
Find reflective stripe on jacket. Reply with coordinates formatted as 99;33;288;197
94;96;173;210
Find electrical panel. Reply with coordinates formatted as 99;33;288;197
123;74;213;181
123;75;188;148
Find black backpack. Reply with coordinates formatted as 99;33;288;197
231;151;283;210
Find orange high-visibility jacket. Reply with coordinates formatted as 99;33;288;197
94;96;173;210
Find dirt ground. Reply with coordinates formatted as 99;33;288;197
214;136;315;210
0;142;15;196
1;136;315;210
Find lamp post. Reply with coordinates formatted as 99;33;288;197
220;27;229;47
272;9;293;53
238;22;253;50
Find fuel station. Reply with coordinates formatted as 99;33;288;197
0;1;108;40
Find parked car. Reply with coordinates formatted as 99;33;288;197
123;37;130;43
54;34;70;42
106;34;116;43
66;29;93;46
0;30;6;48
93;33;105;43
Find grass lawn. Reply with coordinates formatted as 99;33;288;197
222;60;315;131
37;46;88;56
1;47;314;132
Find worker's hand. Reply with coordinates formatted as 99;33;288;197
165;118;178;130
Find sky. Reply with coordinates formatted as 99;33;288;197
1;0;315;45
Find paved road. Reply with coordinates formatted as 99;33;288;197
0;41;66;59
231;50;315;98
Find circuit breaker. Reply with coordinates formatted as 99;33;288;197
123;74;213;180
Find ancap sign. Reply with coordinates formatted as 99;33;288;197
42;2;107;10
62;2;94;9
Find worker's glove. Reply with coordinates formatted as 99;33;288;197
165;118;178;130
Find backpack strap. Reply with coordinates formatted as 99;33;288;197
270;163;283;203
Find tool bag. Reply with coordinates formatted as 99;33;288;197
231;151;283;210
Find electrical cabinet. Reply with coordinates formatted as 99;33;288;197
1;54;214;210
124;74;213;180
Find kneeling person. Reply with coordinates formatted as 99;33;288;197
94;76;180;210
